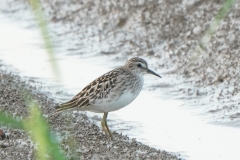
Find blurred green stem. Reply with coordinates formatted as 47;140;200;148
24;102;66;160
28;0;60;80
191;0;237;63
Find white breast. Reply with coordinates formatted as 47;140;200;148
108;91;139;111
88;75;144;113
88;91;139;113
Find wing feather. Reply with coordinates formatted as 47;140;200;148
56;69;121;112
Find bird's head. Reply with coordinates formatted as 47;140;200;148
124;57;161;78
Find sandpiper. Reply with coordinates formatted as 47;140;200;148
56;57;161;139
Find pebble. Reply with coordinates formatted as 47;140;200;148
0;129;6;140
193;26;202;35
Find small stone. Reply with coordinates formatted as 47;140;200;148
193;26;202;35
0;143;8;148
0;129;6;140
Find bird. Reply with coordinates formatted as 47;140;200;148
56;57;161;140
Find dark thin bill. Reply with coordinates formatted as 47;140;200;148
147;69;162;78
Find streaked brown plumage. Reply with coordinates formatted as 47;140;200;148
56;57;161;139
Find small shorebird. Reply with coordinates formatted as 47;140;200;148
56;57;161;139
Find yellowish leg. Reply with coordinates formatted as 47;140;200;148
101;112;113;140
101;113;108;136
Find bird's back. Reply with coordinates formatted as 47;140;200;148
56;67;143;113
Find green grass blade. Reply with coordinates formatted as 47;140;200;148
24;102;67;160
28;0;60;80
0;112;24;129
189;0;237;64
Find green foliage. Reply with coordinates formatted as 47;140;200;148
0;112;24;129
0;103;66;160
24;103;66;160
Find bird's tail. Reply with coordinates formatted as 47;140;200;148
55;99;77;112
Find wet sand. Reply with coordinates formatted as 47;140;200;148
0;66;180;159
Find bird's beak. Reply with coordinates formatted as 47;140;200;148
147;69;162;78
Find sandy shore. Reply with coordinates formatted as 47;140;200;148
0;65;180;159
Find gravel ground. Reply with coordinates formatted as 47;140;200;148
0;65;180;159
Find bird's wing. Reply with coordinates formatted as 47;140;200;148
56;69;121;112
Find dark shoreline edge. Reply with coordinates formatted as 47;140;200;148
0;63;181;160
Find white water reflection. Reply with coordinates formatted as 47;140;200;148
1;13;240;160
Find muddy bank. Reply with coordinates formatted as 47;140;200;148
0;65;180;159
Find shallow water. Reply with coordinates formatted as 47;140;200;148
1;13;240;160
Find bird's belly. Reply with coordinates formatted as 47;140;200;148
109;92;137;111
89;92;139;113
88;74;143;113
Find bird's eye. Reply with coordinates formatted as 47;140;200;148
137;64;141;67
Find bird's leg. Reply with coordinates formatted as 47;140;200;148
101;112;113;140
104;113;113;140
101;112;108;136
